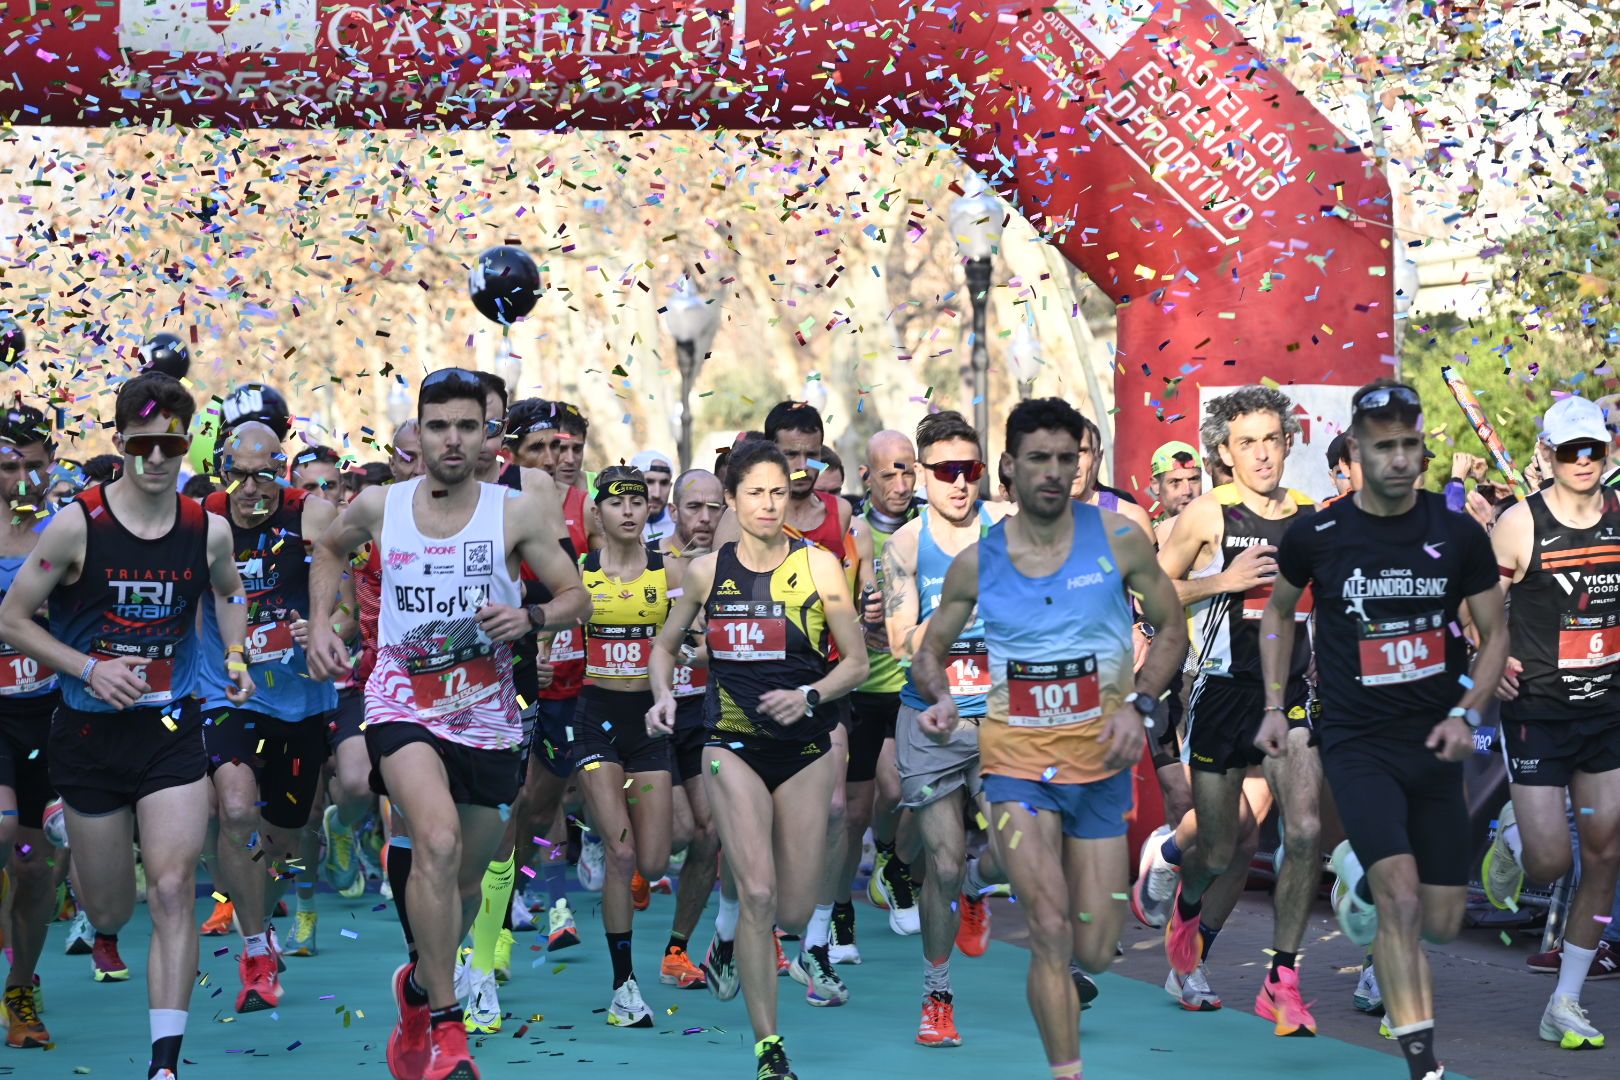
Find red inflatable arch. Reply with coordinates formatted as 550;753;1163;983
1;1;1393;489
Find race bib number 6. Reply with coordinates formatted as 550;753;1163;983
90;639;177;705
1559;613;1620;670
706;601;787;661
1356;612;1445;686
246;611;295;665
1006;656;1101;728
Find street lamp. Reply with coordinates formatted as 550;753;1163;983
1009;321;1042;400
387;380;411;428
663;274;720;471
949;176;1004;494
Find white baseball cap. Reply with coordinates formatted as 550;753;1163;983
630;450;673;475
1540;396;1611;447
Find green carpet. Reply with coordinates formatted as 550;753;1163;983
21;888;1466;1078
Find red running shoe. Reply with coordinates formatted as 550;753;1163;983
387;962;432;1079
424;1019;480;1079
234;951;281;1013
955;893;990;958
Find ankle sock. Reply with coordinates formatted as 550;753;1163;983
1177;893;1201;924
1556;941;1595;1002
1269;950;1296;981
148;1008;186;1078
804;904;833;950
429;1004;464;1028
243;932;271;958
1161;833;1184;867
715;895;740;942
666;931;689;955
923;958;950;996
403;964;430;1008
1198;921;1220;961
1392;1020;1437;1080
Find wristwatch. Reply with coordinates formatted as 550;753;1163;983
1447;705;1483;729
525;604;546;631
1124;692;1157;719
798;685;821;715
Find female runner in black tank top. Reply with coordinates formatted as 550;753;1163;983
645;441;867;1080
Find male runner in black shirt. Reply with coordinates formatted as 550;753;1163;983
1259;380;1507;1080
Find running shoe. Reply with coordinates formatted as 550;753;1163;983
1481;801;1526;911
547;898;581;951
1132;825;1179;929
388;962;432;1079
577;837;606;892
63;910;93;956
607;977;654;1028
493;928;514;984
424;1019;480;1079
338;870;368;900
1069;962;1099;1010
91;935;129;982
510;893;536;933
153;1072;178;1079
869;856;921;935
955;893;990;958
631;871;651;912
464;967;502;1034
828;903;861;965
1165;964;1222;1011
1163;885;1202;976
1255;966;1316;1037
3;984;49;1048
1329;840;1379;947
774;930;790;976
659;945;708;989
285;910;318;957
867;849;893;910
702;937;739;1001
1378;1019;1395;1040
379;877;394;902
649;875;673;894
916;990;961;1047
235;951;281;1013
755;1034;796;1080
1527;940;1620;979
201;899;235;936
1539;993;1605;1049
321;803;361;893
1354;963;1384;1016
789;945;849;1006
268;924;286;973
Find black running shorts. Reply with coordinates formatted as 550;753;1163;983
1322;730;1469;886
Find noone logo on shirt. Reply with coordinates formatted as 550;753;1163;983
119;0;317;54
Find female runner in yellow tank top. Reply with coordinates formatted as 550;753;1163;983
573;466;687;1029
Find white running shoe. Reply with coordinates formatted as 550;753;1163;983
510;892;536;933
1165;963;1222;1011
1539;993;1605;1049
1354;963;1384;1015
577;837;606;892
1482;801;1526;911
454;949;473;1001
1329;840;1379;947
607;977;654;1028
464;966;503;1033
64;909;95;955
789;945;850;1006
828;905;861;965
1132;825;1179;928
702;937;739;1001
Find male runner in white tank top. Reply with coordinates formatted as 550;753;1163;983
306;368;589;1080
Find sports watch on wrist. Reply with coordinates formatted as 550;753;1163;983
525;604;546;631
1124;692;1156;719
1447;705;1483;729
798;685;821;715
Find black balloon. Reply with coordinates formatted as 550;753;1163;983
0;314;21;365
140;332;191;379
221;383;292;439
470;245;541;325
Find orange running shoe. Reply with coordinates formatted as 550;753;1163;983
659;945;708;990
774;930;790;976
630;872;651;912
3;984;50;1048
916;990;962;1048
1255;966;1317;1037
202;899;235;937
955;894;990;958
235;951;281;1013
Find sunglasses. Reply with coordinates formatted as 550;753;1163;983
922;459;986;484
420;367;484;391
1554;441;1607;464
123;433;191;460
1352;385;1422;415
224;467;281;487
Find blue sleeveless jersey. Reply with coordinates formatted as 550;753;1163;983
0;514;59;700
901;503;992;717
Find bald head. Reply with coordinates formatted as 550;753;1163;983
863;429;917;518
391;419;423;482
223;420;282;459
671;468;724;553
220;420;285;518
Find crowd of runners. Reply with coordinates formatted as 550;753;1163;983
0;367;1615;1080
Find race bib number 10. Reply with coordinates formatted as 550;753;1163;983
0;643;54;696
1006;656;1101;728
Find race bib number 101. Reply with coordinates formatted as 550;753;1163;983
1006;656;1101;728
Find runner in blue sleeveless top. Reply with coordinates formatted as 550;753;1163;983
0;372;254;1079
883;409;1015;1047
197;420;341;1016
0;402;64;1048
910;398;1187;1080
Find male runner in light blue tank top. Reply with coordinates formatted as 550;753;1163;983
882;410;1013;1047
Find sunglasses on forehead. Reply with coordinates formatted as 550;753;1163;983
1352;385;1422;416
922;459;985;484
123;433;191;460
420;367;483;391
